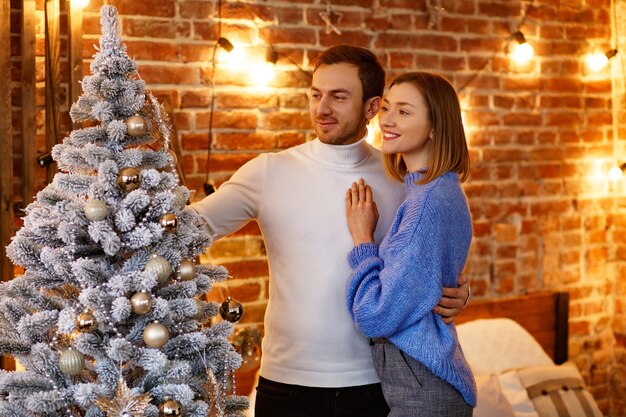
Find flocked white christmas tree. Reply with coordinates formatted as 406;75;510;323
2;5;248;417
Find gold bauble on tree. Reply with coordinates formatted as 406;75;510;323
125;114;148;137
159;213;178;233
143;322;169;348
219;296;244;323
117;167;141;192
159;398;182;417
177;259;196;281
59;349;85;375
144;255;172;283
130;292;153;315
84;199;110;221
76;311;97;332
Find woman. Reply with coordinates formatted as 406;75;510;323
345;72;475;416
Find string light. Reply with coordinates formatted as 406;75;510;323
586;49;618;72
71;0;89;9
509;31;534;65
608;163;626;182
217;37;234;52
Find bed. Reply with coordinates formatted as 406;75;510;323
456;291;603;417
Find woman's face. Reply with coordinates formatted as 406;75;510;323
379;82;433;172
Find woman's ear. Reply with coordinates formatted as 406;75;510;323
429;129;434;139
364;96;381;121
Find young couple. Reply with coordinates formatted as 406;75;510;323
191;44;475;416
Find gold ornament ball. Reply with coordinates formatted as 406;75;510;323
143;322;170;348
117;167;141;192
131;292;153;315
84;199;110;221
125;114;148;137
177;259;196;281
76;311;97;332
159;213;178;233
144;255;172;283
59;349;85;376
219;296;244;323
159;398;182;417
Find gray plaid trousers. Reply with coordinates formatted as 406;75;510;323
372;339;473;417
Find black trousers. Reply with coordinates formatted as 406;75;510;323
254;376;390;417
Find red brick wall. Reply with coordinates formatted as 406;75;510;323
9;0;625;415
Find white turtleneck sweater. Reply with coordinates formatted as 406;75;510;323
191;138;405;388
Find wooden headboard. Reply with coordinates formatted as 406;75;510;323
455;291;569;364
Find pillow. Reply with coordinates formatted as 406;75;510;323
474;373;515;417
498;370;540;417
516;363;602;417
457;318;553;375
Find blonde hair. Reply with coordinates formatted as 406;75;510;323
383;72;470;184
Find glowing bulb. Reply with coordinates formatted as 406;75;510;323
608;166;624;182
510;42;534;65
218;44;246;67
72;0;89;9
250;62;276;86
587;53;609;72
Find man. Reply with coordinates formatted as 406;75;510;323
191;45;470;417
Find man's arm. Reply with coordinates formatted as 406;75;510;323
433;273;470;324
189;155;267;239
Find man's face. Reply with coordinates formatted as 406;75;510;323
309;63;370;146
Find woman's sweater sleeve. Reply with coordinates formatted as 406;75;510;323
345;193;447;339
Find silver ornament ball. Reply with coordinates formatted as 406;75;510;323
145;255;172;283
177;259;196;281
143;322;170;348
125;114;148;137
59;349;85;376
84;199;110;221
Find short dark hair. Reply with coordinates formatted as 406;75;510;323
313;45;385;103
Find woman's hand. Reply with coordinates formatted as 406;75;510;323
345;178;379;246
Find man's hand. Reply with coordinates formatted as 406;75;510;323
433;273;470;324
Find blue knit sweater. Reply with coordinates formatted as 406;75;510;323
346;171;476;406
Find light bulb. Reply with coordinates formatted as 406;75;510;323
587;52;609;72
510;42;534;65
249;62;275;86
586;50;617;73
72;0;89;9
608;166;623;182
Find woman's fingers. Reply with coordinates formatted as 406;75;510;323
358;178;366;201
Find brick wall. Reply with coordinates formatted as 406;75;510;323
9;0;625;415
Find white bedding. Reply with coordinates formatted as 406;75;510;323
458;318;602;417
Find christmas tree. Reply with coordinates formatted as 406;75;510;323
2;5;248;417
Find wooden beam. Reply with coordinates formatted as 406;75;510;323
554;291;570;364
0;0;15;284
45;0;61;182
21;0;37;207
67;0;83;116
